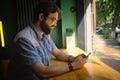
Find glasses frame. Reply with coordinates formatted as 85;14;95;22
44;14;58;25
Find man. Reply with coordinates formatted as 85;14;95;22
7;1;88;80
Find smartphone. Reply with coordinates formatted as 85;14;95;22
86;52;91;57
82;53;91;58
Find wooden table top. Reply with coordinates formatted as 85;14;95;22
50;47;120;80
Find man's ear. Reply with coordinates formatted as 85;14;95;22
38;13;44;21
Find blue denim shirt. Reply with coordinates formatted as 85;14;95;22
7;24;56;80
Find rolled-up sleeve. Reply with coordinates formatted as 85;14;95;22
15;37;42;65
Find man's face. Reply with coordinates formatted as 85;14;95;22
40;19;51;35
40;12;58;35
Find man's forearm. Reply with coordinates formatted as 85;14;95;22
55;51;75;62
38;64;70;78
52;48;75;62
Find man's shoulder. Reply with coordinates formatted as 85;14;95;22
13;26;40;48
14;26;36;42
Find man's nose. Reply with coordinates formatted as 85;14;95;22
54;22;57;27
51;22;57;27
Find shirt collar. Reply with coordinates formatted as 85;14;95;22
30;24;49;41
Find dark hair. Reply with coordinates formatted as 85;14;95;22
33;1;61;23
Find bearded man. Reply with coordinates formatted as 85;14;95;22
6;1;88;80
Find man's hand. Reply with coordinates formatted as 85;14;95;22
71;54;88;70
75;53;88;58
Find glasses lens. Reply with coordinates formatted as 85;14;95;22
50;18;57;25
44;15;57;25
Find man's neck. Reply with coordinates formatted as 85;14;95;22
33;23;44;36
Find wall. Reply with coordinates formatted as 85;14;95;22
77;0;93;53
84;0;93;53
51;21;62;48
61;0;77;48
76;0;86;50
50;0;62;48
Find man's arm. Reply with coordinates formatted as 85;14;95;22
51;48;75;62
31;56;87;79
31;62;70;78
31;48;88;79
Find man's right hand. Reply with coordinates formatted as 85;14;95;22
71;55;88;70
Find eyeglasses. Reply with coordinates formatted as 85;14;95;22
44;15;57;25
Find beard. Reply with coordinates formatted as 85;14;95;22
40;20;52;35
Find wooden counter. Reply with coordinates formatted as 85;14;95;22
50;47;120;80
